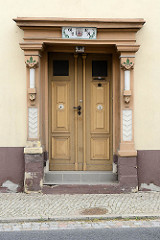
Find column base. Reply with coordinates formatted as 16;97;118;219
118;142;137;157
24;144;44;193
118;156;138;192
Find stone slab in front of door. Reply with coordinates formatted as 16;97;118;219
44;171;117;184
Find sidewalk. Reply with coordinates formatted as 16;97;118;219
0;192;160;222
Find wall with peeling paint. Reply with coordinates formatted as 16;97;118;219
137;151;160;190
0;148;24;192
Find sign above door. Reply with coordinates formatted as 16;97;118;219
62;27;97;39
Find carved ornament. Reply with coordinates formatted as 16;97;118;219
29;93;36;101
26;56;38;68
28;88;37;104
123;90;131;104
124;96;130;104
121;58;134;70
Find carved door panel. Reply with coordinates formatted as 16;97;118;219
49;53;112;171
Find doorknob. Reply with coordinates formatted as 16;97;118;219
73;105;81;115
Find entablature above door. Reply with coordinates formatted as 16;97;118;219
14;17;145;52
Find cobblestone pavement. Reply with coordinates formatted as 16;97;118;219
0;192;160;222
0;219;160;231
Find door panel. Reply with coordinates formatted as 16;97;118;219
49;53;112;171
91;138;109;160
52;137;70;159
52;81;69;131
91;82;109;132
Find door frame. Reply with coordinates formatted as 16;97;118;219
45;45;119;173
13;18;145;190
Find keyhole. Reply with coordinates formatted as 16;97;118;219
98;83;102;87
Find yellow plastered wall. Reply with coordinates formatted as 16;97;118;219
0;0;160;148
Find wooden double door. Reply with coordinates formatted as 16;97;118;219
49;52;112;171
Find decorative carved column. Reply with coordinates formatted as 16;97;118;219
116;45;139;191
21;44;44;193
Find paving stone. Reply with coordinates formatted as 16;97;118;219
0;192;160;224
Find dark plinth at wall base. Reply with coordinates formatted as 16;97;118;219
24;154;44;193
0;148;160;193
137;150;160;191
0;147;24;192
118;156;138;192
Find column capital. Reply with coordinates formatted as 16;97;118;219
25;56;39;68
121;58;134;70
20;43;44;59
82;53;87;60
74;53;78;59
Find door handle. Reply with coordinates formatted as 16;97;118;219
73;106;81;110
73;105;81;115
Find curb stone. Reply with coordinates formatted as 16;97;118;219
0;219;160;231
0;215;160;224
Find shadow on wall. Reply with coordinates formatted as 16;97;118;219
0;148;24;192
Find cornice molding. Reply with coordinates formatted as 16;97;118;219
20;43;44;51
116;44;140;53
13;17;145;30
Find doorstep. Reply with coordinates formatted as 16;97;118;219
43;171;118;185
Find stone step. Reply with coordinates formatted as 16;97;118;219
44;171;118;185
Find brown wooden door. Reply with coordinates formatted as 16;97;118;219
85;54;112;171
49;53;112;171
